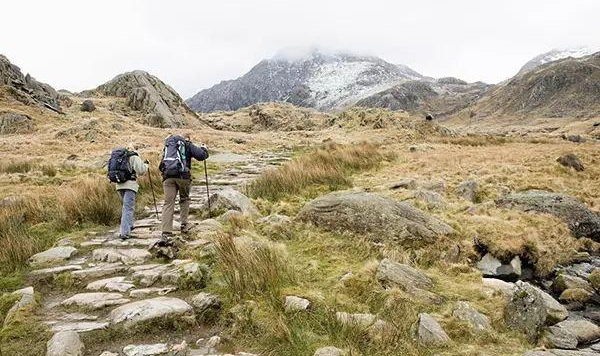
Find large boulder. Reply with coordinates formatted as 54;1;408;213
0;112;33;134
203;188;259;216
297;191;453;243
496;190;600;240
504;281;568;342
416;313;451;347
46;331;84;356
542;326;578;349
87;70;195;128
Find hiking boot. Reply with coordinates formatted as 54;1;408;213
180;223;190;234
118;234;131;240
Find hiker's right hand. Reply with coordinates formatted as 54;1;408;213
144;159;150;164
200;143;208;150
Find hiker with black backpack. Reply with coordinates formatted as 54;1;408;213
107;144;148;240
158;133;208;241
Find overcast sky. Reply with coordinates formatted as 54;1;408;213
1;0;599;98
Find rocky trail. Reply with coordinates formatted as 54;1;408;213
19;151;290;356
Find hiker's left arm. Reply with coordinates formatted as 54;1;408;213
132;155;148;176
189;143;209;161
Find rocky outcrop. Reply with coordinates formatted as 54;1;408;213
29;246;77;265
557;154;585;172
297;191;453;243
0;54;61;112
504;281;568;342
496;190;600;240
0;112;33;134
86;70;195;128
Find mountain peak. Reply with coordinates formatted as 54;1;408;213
187;50;422;112
517;46;595;76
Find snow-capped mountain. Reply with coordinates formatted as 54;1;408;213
186;50;422;112
516;47;595;76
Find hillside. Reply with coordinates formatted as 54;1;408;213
83;70;199;128
458;52;600;120
186;50;422;112
516;47;595;76
356;77;491;117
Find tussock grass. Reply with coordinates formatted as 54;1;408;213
247;143;391;201
214;234;293;301
60;176;121;226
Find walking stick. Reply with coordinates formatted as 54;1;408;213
147;164;160;219
203;160;211;217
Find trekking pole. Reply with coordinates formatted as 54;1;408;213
203;160;211;217
147;164;160;219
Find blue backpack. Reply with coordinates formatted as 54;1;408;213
160;135;189;178
107;148;137;183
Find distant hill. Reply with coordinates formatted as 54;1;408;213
186;50;422;112
516;47;594;76
465;52;600;119
356;77;491;117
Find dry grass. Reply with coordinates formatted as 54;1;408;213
247;143;392;201
59;176;122;226
214;234;293;302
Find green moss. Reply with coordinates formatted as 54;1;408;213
0;304;50;356
589;269;600;291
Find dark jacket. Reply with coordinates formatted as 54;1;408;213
181;140;209;180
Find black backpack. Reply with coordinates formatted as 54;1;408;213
107;148;137;183
160;135;189;179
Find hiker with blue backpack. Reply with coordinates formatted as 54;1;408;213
158;133;209;242
107;144;148;240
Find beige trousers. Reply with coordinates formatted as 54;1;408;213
161;178;191;233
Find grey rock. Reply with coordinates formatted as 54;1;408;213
99;352;119;356
557;154;584;172
109;297;194;328
452;301;491;332
504;281;568;342
257;214;292;226
131;264;170;287
284;296;311;312
542;326;578;349
456;179;480;202
203;188;259;216
376;258;433;291
86;276;134;293
46;331;84;356
89;70;194;128
92;248;151;265
61;292;129;310
416;313;451;347
314;346;344;356
297;191;453;243
386;178;417;190
30;265;83;279
0;54;61;112
80;99;96;112
496;190;600;240
29;246;77;265
554;319;600;345
71;263;128;280
336;312;377;328
482;278;515;297
0;112;33;134
414;189;446;209
129;287;177;298
50;321;109;333
553;273;593;294
477;253;522;280
548;349;598;356
122;344;168;356
6;286;35;320
191;292;221;323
